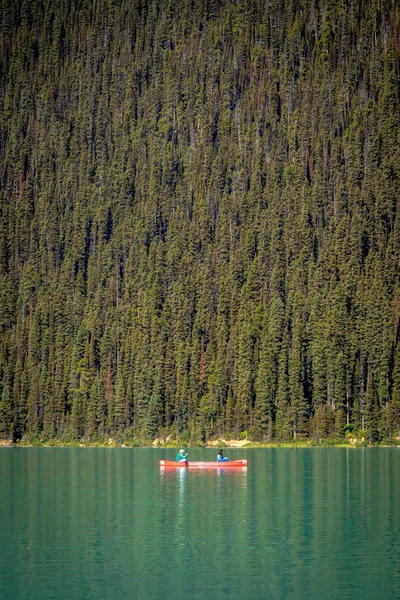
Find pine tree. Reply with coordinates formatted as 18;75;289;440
0;0;399;444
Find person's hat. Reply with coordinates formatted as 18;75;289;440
180;449;184;453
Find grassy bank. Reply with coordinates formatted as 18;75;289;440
2;436;400;449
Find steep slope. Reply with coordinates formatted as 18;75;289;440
0;0;399;443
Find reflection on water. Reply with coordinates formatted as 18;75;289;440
1;448;399;600
178;467;186;510
160;466;248;518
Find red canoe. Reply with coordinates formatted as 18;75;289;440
159;459;248;469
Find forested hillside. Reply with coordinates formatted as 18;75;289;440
1;0;400;444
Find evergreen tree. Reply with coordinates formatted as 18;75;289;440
0;0;399;443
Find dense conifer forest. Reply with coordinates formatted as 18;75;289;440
0;0;400;445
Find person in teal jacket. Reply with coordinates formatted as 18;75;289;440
176;448;187;462
217;449;228;462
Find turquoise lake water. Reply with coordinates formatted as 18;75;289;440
1;447;399;599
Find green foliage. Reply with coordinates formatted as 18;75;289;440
0;0;399;444
343;424;354;439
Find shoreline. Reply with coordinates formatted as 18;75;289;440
1;439;399;449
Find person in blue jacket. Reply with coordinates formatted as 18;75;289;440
216;449;228;462
176;448;187;462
